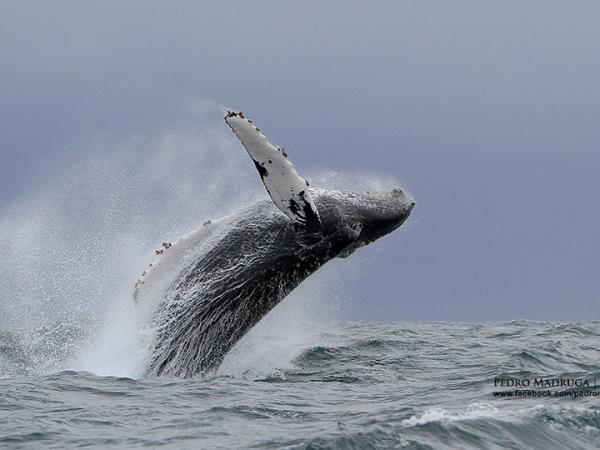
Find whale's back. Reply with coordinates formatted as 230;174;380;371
145;201;310;377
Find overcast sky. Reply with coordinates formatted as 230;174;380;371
1;1;599;321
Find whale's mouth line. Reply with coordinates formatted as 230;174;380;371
361;214;411;245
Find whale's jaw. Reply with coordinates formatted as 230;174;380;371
352;189;415;245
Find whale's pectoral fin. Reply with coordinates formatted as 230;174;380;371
225;111;321;226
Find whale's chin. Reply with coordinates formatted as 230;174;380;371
360;209;412;244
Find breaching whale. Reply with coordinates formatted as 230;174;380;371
135;112;415;377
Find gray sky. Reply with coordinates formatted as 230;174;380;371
1;1;599;321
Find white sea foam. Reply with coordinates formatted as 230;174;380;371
401;402;600;430
401;403;508;426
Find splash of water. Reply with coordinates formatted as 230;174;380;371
0;102;399;378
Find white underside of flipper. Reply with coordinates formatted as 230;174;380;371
225;112;320;226
133;217;231;305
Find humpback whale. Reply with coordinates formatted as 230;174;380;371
136;112;415;377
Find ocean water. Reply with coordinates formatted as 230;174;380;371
2;320;600;449
1;105;597;448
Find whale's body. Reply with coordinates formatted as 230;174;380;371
138;112;415;377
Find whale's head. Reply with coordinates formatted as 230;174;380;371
352;188;415;244
314;188;415;257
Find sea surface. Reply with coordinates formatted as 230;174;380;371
1;321;600;449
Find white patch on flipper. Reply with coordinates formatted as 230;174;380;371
225;111;320;225
133;216;231;306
